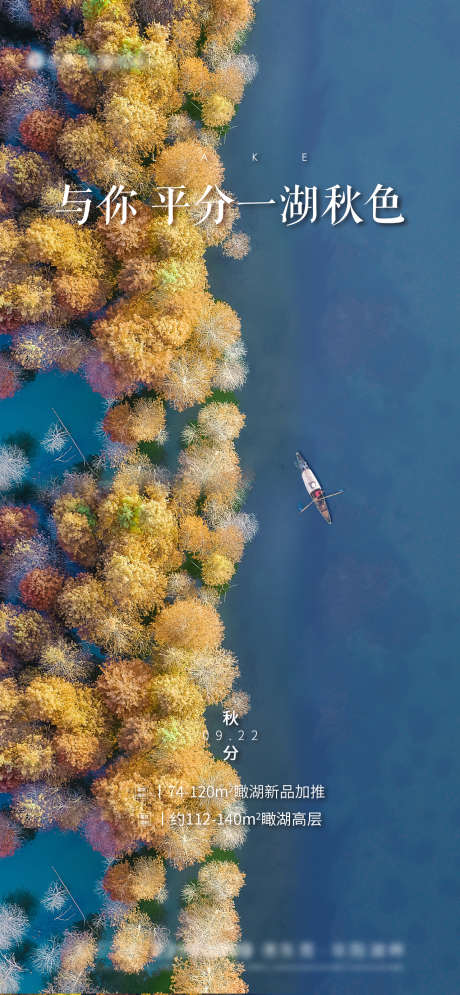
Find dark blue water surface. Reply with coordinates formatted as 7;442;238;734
1;1;458;993
210;1;459;993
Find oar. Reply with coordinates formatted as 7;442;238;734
323;490;344;500
299;489;344;513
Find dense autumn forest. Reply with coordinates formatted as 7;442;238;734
0;0;260;991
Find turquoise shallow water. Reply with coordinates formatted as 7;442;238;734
0;369;105;478
0;830;105;992
1;1;459;993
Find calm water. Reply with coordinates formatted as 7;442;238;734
1;0;459;992
213;0;459;993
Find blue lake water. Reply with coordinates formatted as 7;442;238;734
0;0;459;992
211;0;459;993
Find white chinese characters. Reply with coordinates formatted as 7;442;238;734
58;183;406;227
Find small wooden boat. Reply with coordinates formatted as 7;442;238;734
296;451;343;524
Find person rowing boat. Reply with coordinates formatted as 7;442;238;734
295;451;343;524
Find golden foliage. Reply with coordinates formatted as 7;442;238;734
171;956;248;993
25;217;112;284
58;572;148;655
149;672;205;719
96;202;153;260
0;146;50;202
24;675;109;735
110;911;167;972
103;855;165;903
0;46;34;86
57;115;114;184
1;606;51;661
103;397;166;445
93;744;238;864
0;0;260;974
197;859;245;901
179;514;211;556
97;657;152;719
179;56;211;97
0;505;37;546
178;438;242;506
177;897;241;958
54;39;100;109
53;494;99;567
197;402;245;442
160;645;239;705
53;729;110;775
60;930;97;975
154;139;224;197
211;523;245;563
104;547;167;611
212;66;246;105
154;598;224;651
0;677;20;724
157;818;215;869
201;551;235;587
202;93;235;128
206;0;255;45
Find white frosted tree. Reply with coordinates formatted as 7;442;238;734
0;904;29;950
32;936;61;975
0;445;29;491
0;953;22;994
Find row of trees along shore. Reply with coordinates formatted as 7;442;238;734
0;0;260;991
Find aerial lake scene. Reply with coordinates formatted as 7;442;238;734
0;0;458;993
